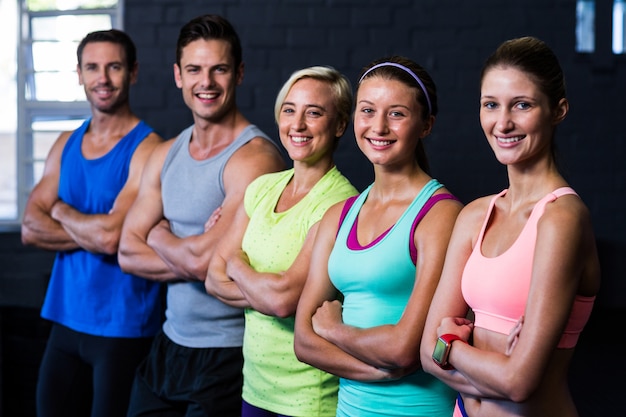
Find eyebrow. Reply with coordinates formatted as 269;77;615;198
357;99;410;110
282;102;326;111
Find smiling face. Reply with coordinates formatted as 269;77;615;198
77;41;136;114
479;66;567;167
353;76;431;168
277;77;345;166
173;38;243;124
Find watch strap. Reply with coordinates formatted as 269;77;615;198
434;333;465;370
439;333;463;344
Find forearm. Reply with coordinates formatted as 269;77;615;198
323;323;419;371
51;201;120;254
313;299;421;371
205;278;250;308
148;227;209;281
294;324;397;381
229;258;299;317
21;205;79;251
421;330;504;398
118;234;179;282
451;345;522;399
426;365;485;397
205;256;251;307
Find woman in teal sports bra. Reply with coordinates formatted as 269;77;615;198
294;56;463;417
420;36;601;417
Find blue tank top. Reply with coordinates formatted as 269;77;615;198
328;178;456;417
41;118;163;338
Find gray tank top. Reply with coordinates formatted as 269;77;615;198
160;124;276;348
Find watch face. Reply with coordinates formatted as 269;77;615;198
432;337;449;366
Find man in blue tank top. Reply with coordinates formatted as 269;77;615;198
21;29;165;417
119;14;285;417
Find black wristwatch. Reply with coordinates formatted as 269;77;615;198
432;333;463;370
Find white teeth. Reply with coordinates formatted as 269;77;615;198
497;136;523;143
197;93;217;99
370;139;392;146
291;136;311;143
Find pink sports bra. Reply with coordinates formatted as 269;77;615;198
461;187;595;349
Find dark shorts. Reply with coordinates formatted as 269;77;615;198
241;400;290;417
126;330;244;417
37;323;153;417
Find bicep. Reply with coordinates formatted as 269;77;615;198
412;200;463;301
110;134;163;217
297;208;341;319
282;223;319;282
423;207;477;336
23;133;69;217
211;140;283;250
121;145;167;241
20;133;77;248
213;204;250;261
513;208;587;355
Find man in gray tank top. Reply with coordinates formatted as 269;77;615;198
119;14;285;417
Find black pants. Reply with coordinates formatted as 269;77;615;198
36;323;153;417
126;330;244;417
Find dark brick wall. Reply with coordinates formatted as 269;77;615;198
1;0;625;309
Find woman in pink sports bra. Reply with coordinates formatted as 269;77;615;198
420;36;601;417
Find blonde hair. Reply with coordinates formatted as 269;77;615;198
274;66;353;133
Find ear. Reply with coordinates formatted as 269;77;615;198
129;62;139;85
335;118;348;139
77;63;84;86
236;62;245;86
173;63;182;89
420;114;436;138
553;98;569;125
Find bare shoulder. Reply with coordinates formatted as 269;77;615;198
139;131;165;148
448;194;495;241
229;135;285;172
540;192;593;235
39;130;73;174
49;130;73;157
537;192;600;293
321;199;346;223
430;187;464;215
130;132;165;163
149;136;176;160
318;199;347;236
458;195;492;223
237;135;283;158
134;137;177;183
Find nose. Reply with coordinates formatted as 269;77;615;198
371;112;389;135
200;69;215;88
496;109;514;132
291;110;307;131
98;67;111;83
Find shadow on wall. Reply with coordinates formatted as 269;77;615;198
596;239;626;309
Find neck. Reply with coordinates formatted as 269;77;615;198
505;157;566;204
87;106;138;139
369;165;430;203
291;159;334;193
191;110;248;147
